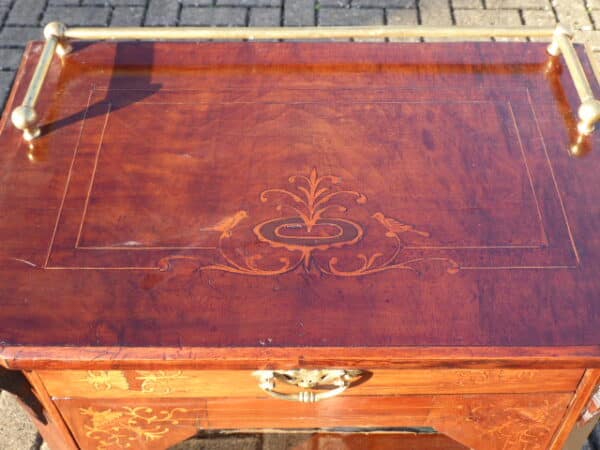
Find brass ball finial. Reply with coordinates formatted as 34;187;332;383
43;22;66;40
547;24;573;56
577;99;600;135
554;23;574;39
11;106;37;131
11;106;40;141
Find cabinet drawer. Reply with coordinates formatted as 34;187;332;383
38;368;583;399
55;393;573;450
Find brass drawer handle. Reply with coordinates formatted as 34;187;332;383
253;369;364;403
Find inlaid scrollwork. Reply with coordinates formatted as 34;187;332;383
159;167;459;277
135;371;188;394
80;406;189;450
82;371;129;391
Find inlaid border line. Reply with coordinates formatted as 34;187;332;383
75;98;546;252
43;87;95;269
508;100;549;246
527;88;581;265
44;92;577;270
74;102;111;248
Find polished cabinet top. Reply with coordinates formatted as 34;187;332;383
1;41;599;357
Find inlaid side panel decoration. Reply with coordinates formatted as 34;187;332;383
81;371;188;394
80;407;188;449
159;168;459;277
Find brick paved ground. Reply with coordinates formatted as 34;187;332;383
0;0;600;449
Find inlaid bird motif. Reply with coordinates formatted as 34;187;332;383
201;210;249;237
372;212;430;238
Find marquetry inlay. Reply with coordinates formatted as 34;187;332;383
160;168;459;277
82;371;129;391
80;406;195;450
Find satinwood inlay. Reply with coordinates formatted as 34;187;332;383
159;168;459;276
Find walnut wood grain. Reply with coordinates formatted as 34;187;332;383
37;368;583;399
1;42;600;354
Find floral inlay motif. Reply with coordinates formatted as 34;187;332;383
82;371;129;391
135;371;188;394
80;406;188;450
160;168;459;277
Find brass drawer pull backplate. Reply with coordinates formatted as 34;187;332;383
253;369;365;403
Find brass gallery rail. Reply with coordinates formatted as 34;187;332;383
9;22;600;145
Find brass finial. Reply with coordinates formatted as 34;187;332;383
43;22;66;40
577;99;600;135
11;106;40;141
44;22;71;56
547;24;573;56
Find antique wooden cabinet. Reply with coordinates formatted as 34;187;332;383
1;24;600;449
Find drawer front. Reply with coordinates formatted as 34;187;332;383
55;393;573;450
38;368;583;399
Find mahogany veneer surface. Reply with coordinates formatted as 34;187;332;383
1;41;600;352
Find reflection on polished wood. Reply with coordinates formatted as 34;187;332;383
1;40;599;354
2;38;600;449
171;430;470;450
9;22;600;146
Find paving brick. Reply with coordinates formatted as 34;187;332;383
318;7;383;25
0;71;14;96
182;0;215;5
318;0;349;6
0;48;24;69
82;0;147;4
522;8;556;41
0;390;38;450
522;8;556;26
353;0;415;7
588;0;600;10
486;0;550;8
145;0;180;26
284;0;314;26
49;0;81;4
110;6;145;26
454;9;523;41
181;0;214;6
0;6;9;24
6;0;45;26
592;11;600;27
0;27;42;47
583;30;600;51
319;7;383;40
420;0;452;28
553;0;592;29
451;0;483;8
43;6;111;26
387;8;419;41
180;7;248;26
249;7;281;26
218;0;281;6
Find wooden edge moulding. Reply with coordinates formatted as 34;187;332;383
9;22;600;150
